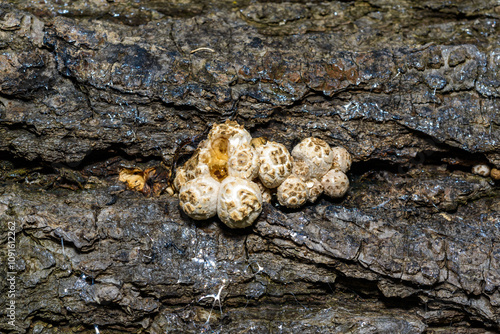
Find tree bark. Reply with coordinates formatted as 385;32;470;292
0;1;499;333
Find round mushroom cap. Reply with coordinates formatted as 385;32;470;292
217;176;263;228
227;143;260;180
305;178;323;203
179;175;220;220
491;168;500;180
331;146;352;172
208;120;252;154
472;164;491;177
291;137;334;178
258;141;293;188
277;175;307;208
321;169;349;198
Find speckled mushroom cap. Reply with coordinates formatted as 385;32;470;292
472;164;491;177
217;176;262;228
291;137;334;178
258;141;293;188
331;146;352;173
321;169;349;198
179;174;220;220
208;120;252;154
227;143;260;180
277;175;307;208
292;159;311;181
305;178;323;203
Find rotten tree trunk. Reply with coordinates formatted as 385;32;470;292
0;1;499;333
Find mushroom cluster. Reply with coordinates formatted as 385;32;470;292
175;120;352;228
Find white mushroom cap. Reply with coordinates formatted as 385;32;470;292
258;141;293;188
227;143;260;180
321;169;349;198
291;137;334;178
331;146;352;173
305;178;323;203
208;120;252;155
179;175;220;220
217;176;262;228
472;164;491;177
277;175;307;208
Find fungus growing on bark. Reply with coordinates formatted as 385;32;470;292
291;137;334;178
321;169;350;198
472;164;491;177
217;176;262;229
305;178;323;203
331;146;352;173
491;168;500;180
257;141;293;188
277;175;307;208
227;143;260;180
179;174;220;220
119;166;168;196
172;122;352;226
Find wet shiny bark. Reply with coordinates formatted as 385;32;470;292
0;1;499;333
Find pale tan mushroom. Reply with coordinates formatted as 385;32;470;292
491;168;500;180
227;143;260;180
254;178;274;203
217;176;262;228
258;141;293;188
292;158;311;181
472;164;491;177
173;166;188;191
179;174;220;220
291;137;333;178
208;120;252;156
331;146;352;173
277;175;307;208
305;178;323;203
321;169;349;198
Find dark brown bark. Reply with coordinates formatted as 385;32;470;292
0;1;499;333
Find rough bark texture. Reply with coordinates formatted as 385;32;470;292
0;1;499;333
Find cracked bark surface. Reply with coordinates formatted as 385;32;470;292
0;1;499;333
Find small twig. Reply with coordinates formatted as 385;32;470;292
190;47;216;54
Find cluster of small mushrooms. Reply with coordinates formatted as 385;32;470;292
174;121;352;228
